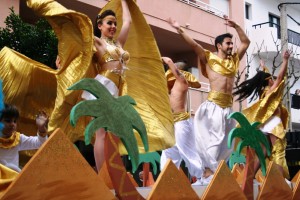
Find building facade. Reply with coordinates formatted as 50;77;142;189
1;0;299;129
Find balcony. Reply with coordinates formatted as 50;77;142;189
178;0;228;17
252;22;300;47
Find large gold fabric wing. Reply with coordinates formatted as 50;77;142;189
0;0;95;142
103;0;174;153
0;47;57;135
26;0;96;142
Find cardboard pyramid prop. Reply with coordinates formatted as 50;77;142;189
0;128;115;200
147;159;200;200
231;163;244;179
292;170;300;183
292;170;300;200
257;161;292;200
202;160;247;200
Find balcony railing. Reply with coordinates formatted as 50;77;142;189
253;22;300;46
178;0;227;17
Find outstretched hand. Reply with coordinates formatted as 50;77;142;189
167;17;180;29
224;15;238;28
36;111;49;134
283;50;290;60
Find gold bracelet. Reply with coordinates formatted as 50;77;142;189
177;27;184;34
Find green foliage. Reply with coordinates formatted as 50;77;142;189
0;7;58;68
68;78;149;172
227;112;271;176
138;152;160;175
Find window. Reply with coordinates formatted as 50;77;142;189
245;3;252;20
269;13;280;28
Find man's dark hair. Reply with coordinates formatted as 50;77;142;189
214;33;233;51
0;104;19;121
233;71;271;102
94;10;116;37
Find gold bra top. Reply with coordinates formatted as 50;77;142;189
99;39;130;67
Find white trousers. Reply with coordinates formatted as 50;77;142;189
160;118;204;178
194;100;236;172
81;74;119;100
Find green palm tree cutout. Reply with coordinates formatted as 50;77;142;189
227;112;271;176
68;78;149;172
229;150;246;170
138;152;160;175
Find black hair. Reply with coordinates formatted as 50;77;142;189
0;104;19;121
233;71;271;102
214;33;233;51
94;10;116;37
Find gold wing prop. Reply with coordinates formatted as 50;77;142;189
0;0;95;141
26;0;96;142
103;0;174;153
0;47;57;135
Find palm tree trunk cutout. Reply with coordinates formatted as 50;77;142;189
228;112;271;200
69;78;149;199
138;152;160;187
105;133;144;200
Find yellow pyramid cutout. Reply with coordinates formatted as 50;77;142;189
202;160;246;200
292;170;300;183
257;161;292;200
147;159;200;200
255;169;265;183
292;170;300;200
0;128;115;200
231;163;244;181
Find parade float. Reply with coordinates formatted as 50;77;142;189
0;0;299;199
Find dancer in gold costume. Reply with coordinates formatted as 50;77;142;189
0;0;174;165
233;50;290;179
167;16;250;183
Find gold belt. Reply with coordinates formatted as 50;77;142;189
173;112;190;123
207;90;233;108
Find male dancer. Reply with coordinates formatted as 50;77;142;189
160;57;204;185
167;16;250;182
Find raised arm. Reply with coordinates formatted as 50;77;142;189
162;57;186;83
269;50;290;92
118;0;132;47
167;18;207;66
224;16;250;60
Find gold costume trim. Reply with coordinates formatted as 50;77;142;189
203;50;239;78
269;138;289;179
165;69;201;89
0;164;19;195
173;112;190;123
99;70;127;96
0;132;20;149
207;90;233;108
270;119;285;139
242;81;289;136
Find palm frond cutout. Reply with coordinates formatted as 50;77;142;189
138;152;160;175
68;78;148;172
227;112;271;176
